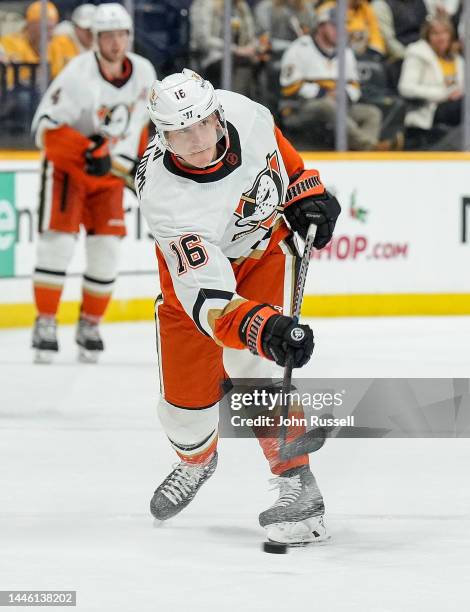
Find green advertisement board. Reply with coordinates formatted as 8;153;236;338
0;172;16;278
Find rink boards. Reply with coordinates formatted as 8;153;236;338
1;151;470;326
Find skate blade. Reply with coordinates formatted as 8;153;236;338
77;348;100;364
265;518;330;546
34;350;55;364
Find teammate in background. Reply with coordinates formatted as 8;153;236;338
137;70;341;545
31;3;156;363
52;3;97;64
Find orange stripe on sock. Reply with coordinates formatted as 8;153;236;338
81;289;112;321
34;284;63;317
175;435;218;465
255;410;309;475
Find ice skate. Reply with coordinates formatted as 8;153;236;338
32;316;59;363
75;317;104;363
150;452;218;521
259;465;329;545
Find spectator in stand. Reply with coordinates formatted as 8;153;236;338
0;1;67;85
424;0;460;18
372;0;428;62
190;0;257;97
53;3;96;57
398;14;463;150
254;0;316;61
346;0;386;58
279;1;384;150
254;0;316;113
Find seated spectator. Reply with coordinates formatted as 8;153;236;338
279;2;384;150
254;0;316;62
372;0;428;62
0;0;71;84
398;14;463;150
0;7;24;39
190;0;257;97
346;0;386;58
53;3;96;56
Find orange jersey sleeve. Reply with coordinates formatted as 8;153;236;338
274;125;304;180
137;124;150;158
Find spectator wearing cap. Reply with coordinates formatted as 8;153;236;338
0;0;73;85
279;1;383;150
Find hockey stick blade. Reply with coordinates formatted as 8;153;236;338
279;414;335;461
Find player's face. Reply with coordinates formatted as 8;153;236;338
75;25;93;50
98;30;129;63
166;113;222;168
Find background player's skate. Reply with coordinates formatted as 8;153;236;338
32;316;59;364
75;317;105;363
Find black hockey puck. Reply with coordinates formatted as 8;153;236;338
262;541;288;554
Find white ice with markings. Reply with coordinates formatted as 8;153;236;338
1;317;469;611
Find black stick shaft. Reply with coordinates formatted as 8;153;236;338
280;225;317;448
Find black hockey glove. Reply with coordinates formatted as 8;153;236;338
239;304;314;368
85;135;111;177
261;314;314;368
283;170;341;249
284;191;341;249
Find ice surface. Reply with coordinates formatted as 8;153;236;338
1;318;469;611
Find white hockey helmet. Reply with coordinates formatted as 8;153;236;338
91;3;132;34
148;69;228;159
71;3;96;29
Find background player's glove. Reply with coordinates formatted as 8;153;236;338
84;135;111;176
239;304;314;368
283;170;341;249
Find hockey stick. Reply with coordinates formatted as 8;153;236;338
278;224;330;461
111;161;137;194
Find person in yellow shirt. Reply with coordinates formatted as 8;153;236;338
347;0;385;57
315;0;385;57
0;0;75;87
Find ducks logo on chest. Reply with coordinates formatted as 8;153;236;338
232;152;284;241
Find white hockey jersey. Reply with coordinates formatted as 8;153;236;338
137;90;299;340
32;50;156;166
280;35;361;102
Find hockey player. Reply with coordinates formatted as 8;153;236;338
31;3;156;363
52;3;97;58
137;70;341;545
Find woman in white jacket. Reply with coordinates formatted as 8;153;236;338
398;14;463;149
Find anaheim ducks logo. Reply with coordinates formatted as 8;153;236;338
97;103;134;140
233;152;284;241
